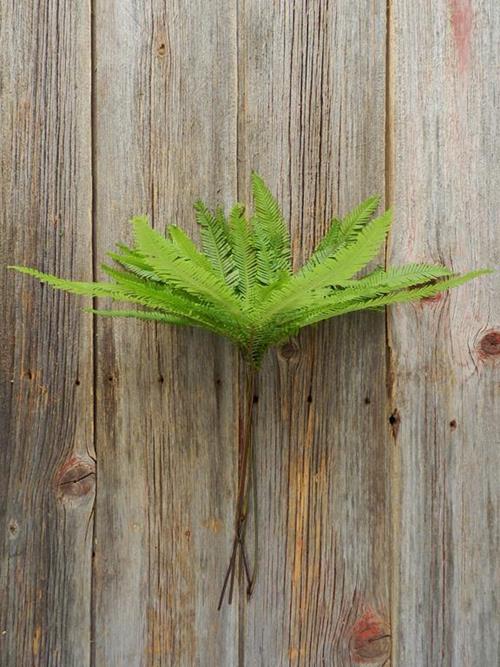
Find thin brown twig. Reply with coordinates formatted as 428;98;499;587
247;434;258;598
218;358;257;608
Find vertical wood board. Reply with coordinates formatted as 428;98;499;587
237;2;391;664
92;1;239;664
0;1;94;665
388;0;499;663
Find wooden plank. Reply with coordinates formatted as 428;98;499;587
388;0;499;663
92;2;239;664
237;2;391;664
0;2;94;666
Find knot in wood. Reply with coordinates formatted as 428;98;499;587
55;455;95;501
478;330;500;359
279;339;300;361
389;408;401;438
349;608;391;663
8;519;19;539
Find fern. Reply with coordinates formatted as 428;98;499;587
194;200;237;288
251;171;291;281
11;176;490;360
304;194;380;269
85;308;192;326
228;203;257;302
10;173;491;607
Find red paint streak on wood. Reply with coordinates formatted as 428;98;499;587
421;292;443;304
449;0;473;73
349;607;391;664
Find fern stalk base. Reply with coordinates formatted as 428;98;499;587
217;356;258;609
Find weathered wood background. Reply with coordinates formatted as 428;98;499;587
1;1;498;665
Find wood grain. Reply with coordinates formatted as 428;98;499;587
237;2;391;664
0;1;94;665
388;0;499;663
1;0;498;664
92;1;239;664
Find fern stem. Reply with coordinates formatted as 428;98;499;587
218;355;258;608
247;420;259;598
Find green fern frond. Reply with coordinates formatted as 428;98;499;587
228;203;257;302
331;263;453;293
10;174;490;368
107;250;162;282
304;195;380;270
258;209;393;319
167;224;215;273
305;217;342;268
84;308;192;326
11;265;246;343
339;195;381;240
10;266;130;299
194;200;237;288
101;264;247;342
252;217;282;286
132;216;243;316
278;269;491;334
251;172;291;277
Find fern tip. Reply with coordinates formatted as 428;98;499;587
8;265;39;275
131;214;150;228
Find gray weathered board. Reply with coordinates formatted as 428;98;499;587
0;1;498;665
